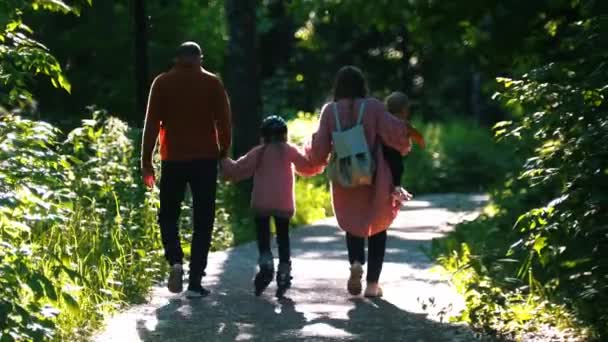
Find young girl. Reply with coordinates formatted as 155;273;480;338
220;116;322;298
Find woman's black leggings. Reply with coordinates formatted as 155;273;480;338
255;216;291;263
346;230;387;283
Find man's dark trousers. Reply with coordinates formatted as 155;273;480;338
158;158;217;287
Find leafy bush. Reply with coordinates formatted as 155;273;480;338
402;119;519;194
0;108;250;341
293;178;332;226
432;5;607;339
288;112;333;225
0;110;166;341
0;0;81;109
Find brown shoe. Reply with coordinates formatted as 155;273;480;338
347;262;363;295
364;282;383;298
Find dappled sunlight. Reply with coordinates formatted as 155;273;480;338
92;194;485;341
234;323;255;341
295;250;348;259
296;304;352;321
299;235;340;243
402;199;434;209
300;323;353;338
390;229;445;241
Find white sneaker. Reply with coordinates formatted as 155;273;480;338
347;262;363;295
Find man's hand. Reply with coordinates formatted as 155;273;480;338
142;165;155;188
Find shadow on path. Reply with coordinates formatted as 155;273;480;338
134;247;476;341
97;194;489;342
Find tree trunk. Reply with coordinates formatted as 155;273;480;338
224;0;261;158
470;68;482;122
259;0;295;79
133;0;149;125
224;0;261;199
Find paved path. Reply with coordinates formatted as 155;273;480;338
95;194;489;342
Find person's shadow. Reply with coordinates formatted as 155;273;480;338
306;297;481;342
133;239;484;341
133;193;490;341
134;243;309;342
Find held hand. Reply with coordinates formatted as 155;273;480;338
142;166;155;188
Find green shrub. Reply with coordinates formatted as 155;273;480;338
431;9;607;339
0;110;165;340
288;112;333;225
402;119;519;194
293;177;332;226
0;109;248;341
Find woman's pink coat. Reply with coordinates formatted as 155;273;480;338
306;97;411;237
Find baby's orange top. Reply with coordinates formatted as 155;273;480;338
407;123;425;149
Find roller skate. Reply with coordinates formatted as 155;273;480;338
275;261;292;298
254;252;274;296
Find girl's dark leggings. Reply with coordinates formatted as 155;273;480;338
346;230;387;283
255;216;291;263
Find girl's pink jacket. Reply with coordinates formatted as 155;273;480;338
306;98;411;237
220;143;323;218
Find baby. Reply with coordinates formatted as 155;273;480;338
382;91;425;204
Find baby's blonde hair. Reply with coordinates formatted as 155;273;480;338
385;91;409;116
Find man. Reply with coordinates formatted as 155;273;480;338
141;41;231;297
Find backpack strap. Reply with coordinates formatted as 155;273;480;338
332;102;342;132
356;99;366;125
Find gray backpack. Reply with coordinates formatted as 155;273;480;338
327;100;376;187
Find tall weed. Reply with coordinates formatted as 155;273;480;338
0;110;167;340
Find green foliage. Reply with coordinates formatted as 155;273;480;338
402;119;518;194
0;109;166;341
0;108;246;341
287;112;333;225
0;0;84;108
432;1;608;339
293;177;332;226
25;0;226;121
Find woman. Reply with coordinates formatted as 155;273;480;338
306;66;411;297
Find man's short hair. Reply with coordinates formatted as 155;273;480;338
385;91;409;115
177;41;202;58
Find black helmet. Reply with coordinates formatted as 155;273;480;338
260;115;287;143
